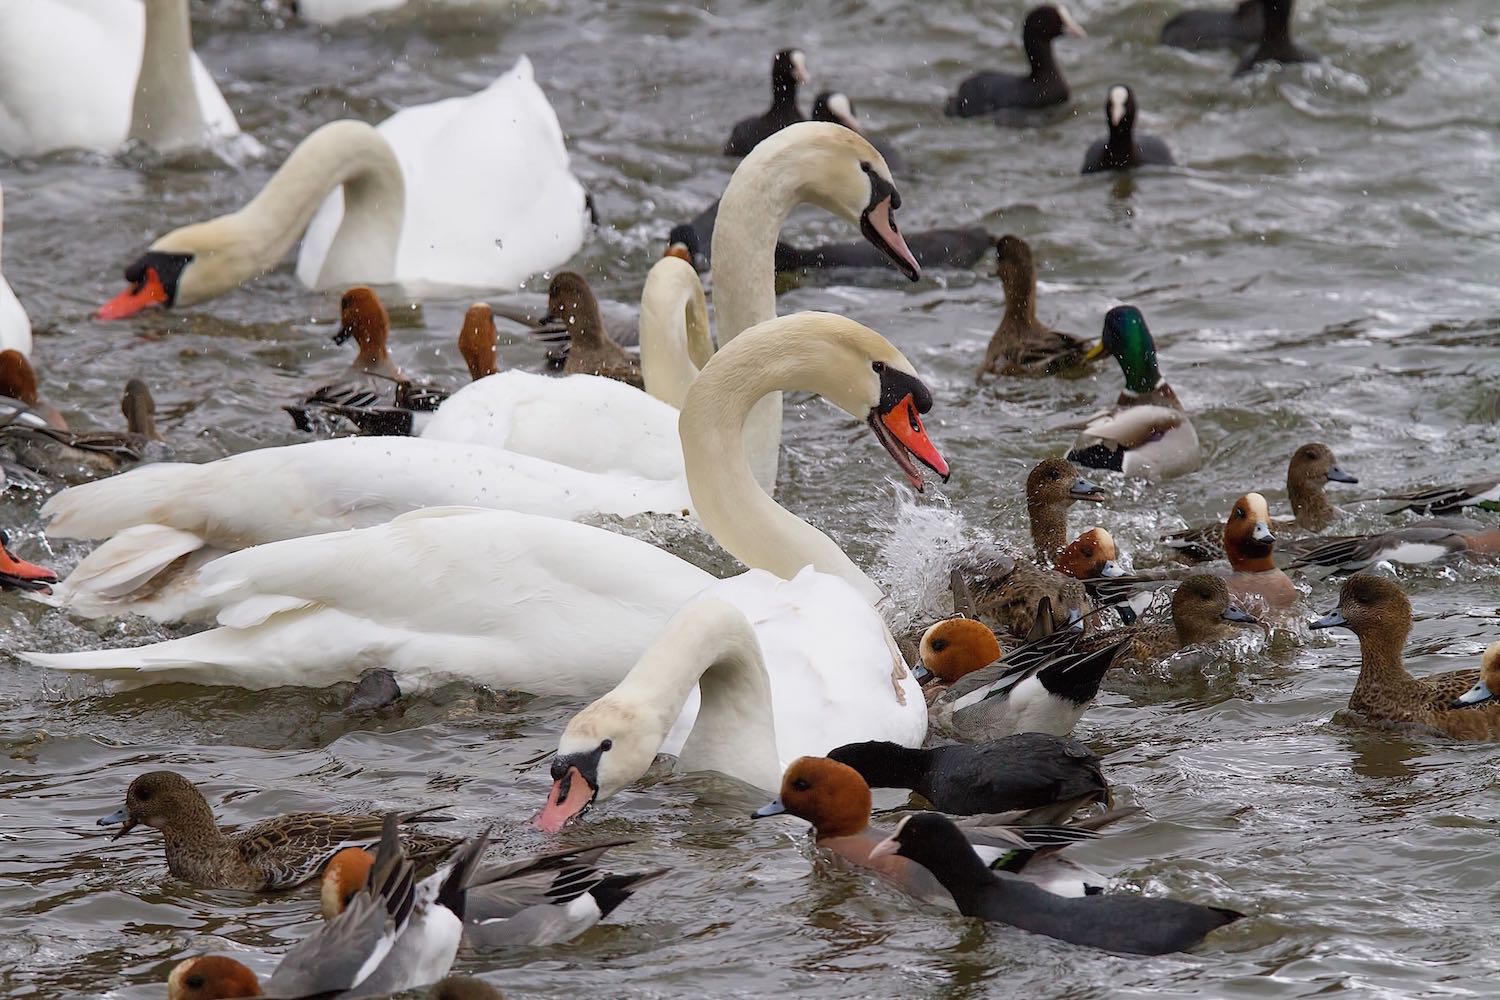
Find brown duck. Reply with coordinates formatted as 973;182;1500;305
97;770;458;890
1;362;159;482
1311;575;1500;740
544;272;643;388
976;235;1090;381
1078;573;1258;666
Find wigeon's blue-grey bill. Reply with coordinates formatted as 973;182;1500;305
1310;608;1347;630
1453;679;1494;707
1070;477;1107;501
912;664;936;684
1251;522;1275;544
1327;465;1358;484
1222;605;1259;624
1099;561;1126;578
751;798;787;819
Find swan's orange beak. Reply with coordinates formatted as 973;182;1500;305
0;538;57;594
98;268;169;321
872;395;949;491
533;765;596;833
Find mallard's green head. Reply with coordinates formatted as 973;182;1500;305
1087;305;1162;396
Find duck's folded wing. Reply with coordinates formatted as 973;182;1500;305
1285;527;1468;571
1159;521;1224;563
1373;476;1500;515
265;890;402;997
235;813;385;888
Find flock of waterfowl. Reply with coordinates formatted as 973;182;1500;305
0;0;1496;996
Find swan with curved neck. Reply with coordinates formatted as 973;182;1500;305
26;313;948;695
638;255;713;409
0;183;31;356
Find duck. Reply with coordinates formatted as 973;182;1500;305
96;770;458;891
924;613;1126;739
284;286;407;431
535;591;926;831
1452;643;1500;709
1066;305;1201;480
1370;475;1500;516
976;235;1089;380
542;272;642;387
430;978;507;1000
1081;86;1175;174
0;349;64;429
166;815;489;998
2;377;159;484
0;530;56;593
1235;0;1318;76
1160;0;1263;50
1310;575;1500;740
1162;443;1358;561
1077;574;1259;667
1285;524;1500;574
0;0;243;157
724;48;810;156
419;122;918;494
97;57;587;318
810;91;903;172
25;312;949;690
871;812;1244;955
322;839;664;949
944;5;1086;117
0;183;31;356
825;734;1109;816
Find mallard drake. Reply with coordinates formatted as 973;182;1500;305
976;235;1091;381
1162;442;1358;561
1067;306;1201;480
1077;573;1258;667
1310;575;1500;740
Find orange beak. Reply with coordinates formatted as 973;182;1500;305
873;394;950;490
0;541;57;594
98;268;169;321
532;765;596;833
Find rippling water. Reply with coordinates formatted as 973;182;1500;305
3;0;1500;996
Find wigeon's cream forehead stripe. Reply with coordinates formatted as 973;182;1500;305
1243;493;1270;521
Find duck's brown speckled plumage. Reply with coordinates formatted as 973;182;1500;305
550;272;643;388
1079;574;1256;666
976;236;1090;381
109;770;458;890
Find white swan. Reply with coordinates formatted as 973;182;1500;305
23;312;949;693
97;57;586;317
293;0;516;25
638;255;712;410
0;0;242;157
420;121;918;492
0;182;30;355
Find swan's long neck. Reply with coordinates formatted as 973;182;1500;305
614;600;782;790
680;314;885;603
129;0;205;151
638;257;712;410
155;121;404;303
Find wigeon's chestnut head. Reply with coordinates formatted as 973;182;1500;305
1055;527;1123;580
431;976;508;1000
1310;573;1412;644
1453;642;1500;708
0;349;39;405
167;955;263;1000
0;530;58;593
917;617;1001;684
1222;492;1276;571
319;846;374;920
752;756;871;838
458;304;499;381
334;286;391;364
99;770;213;840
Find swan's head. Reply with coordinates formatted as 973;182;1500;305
739;122;920;281
534;706;658;833
98;215;255;319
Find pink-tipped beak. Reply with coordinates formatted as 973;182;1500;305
863;197;920;282
532;766;595;833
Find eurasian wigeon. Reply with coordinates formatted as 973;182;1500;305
1077;574;1259;667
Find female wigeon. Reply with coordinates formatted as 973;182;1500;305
976;236;1090;381
1079;574;1259;667
322;838;665;949
870;812;1243;955
168;815;488;998
3;378;158;482
0;530;57;593
98;770;457;890
1067;306;1201;481
541;272;642;388
0;348;66;429
1311;575;1500;740
826;733;1109;816
1162;443;1358;561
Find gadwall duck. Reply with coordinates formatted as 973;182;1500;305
1078;573;1258;667
724;48;808;156
1310;575;1500;740
1067;306;1201;480
976;235;1090;380
99;770;458;890
870;812;1244;955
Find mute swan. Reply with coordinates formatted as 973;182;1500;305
97;57;586;317
24;311;949;689
0;0;242;157
638;255;712;409
421;121;919;493
0;183;30;355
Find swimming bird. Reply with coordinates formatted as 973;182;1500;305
1369;476;1500;516
0;530;56;593
976;235;1090;380
535;591;926;830
97;770;457;891
0;350;64;430
826;734;1109;816
1077;574;1258;667
1159;0;1263;50
1286;523;1500;574
870;812;1243;955
1081;86;1175;174
1310;575;1500;740
285;287;407;430
97;57;587;317
944;5;1086;117
541;272;642;387
1067;306;1201;480
0;0;244;157
26;314;948;695
1452;643;1500;710
724;48;810;156
810;91;903;171
1161;443;1358;562
1;377;159;484
0;183;31;356
1235;0;1318;76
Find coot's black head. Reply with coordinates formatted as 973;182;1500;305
811;91;860;132
1105;85;1137;134
1025;4;1086;44
771;48;809;100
